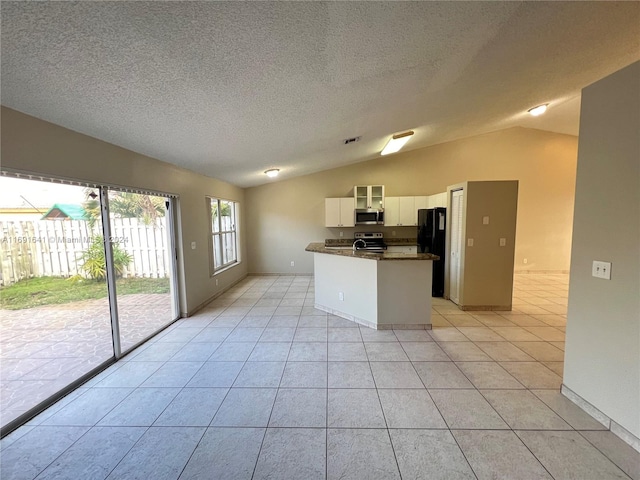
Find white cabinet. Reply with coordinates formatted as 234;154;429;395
325;198;355;227
415;196;429;211
355;185;384;209
384;197;400;226
399;197;417;225
428;192;447;208
385;196;419;226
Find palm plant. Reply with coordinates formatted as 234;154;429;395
80;236;132;280
83;190;165;226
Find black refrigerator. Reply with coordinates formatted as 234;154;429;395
417;208;446;297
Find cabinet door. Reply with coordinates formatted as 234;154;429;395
432;192;447;208
325;198;341;227
415;196;428;211
399;196;417;226
354;185;369;209
339;197;355;227
355;185;385;209
370;185;385;209
384;197;400;226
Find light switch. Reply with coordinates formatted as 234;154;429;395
482;216;490;225
191;241;196;250
499;238;506;247
592;261;612;280
467;238;474;247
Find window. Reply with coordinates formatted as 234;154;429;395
208;197;238;272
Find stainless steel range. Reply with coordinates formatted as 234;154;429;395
353;232;387;252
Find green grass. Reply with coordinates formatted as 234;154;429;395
0;276;170;310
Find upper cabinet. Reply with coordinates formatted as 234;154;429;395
384;197;400;226
325;197;355;227
414;196;429;211
384;193;447;227
325;188;445;228
429;192;447;208
354;185;384;209
384;196;419;226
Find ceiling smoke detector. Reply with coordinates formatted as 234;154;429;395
343;136;361;145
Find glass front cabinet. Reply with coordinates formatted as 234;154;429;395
354;185;385;209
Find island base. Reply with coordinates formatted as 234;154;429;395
313;252;433;330
315;303;432;330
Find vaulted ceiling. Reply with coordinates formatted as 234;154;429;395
2;2;638;187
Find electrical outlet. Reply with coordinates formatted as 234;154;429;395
499;238;506;247
215;279;219;286
290;261;295;267
467;238;474;247
339;231;343;237
482;216;490;225
592;260;612;280
338;292;344;301
191;241;196;250
524;258;528;264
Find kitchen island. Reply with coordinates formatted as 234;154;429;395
305;243;439;330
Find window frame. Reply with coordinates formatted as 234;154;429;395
207;196;239;275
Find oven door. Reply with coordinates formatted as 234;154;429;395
355;209;382;225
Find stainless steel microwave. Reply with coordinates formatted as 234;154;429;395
355;209;384;225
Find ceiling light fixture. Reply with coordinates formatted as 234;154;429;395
264;169;280;178
527;104;548;116
381;131;414;156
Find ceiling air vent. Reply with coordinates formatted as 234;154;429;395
343;136;361;145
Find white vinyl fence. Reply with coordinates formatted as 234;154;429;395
0;218;170;287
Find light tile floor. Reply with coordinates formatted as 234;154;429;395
1;274;638;479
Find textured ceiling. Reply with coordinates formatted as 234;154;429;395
2;2;639;187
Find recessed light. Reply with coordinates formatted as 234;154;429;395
528;104;548;116
264;169;280;178
381;131;414;156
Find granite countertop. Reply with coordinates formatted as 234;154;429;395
324;237;418;247
306;243;439;261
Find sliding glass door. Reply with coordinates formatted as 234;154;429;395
107;189;178;352
0;178;114;428
0;175;179;433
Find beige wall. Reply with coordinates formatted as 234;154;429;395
1;107;247;315
448;180;518;309
564;62;640;439
245;127;577;274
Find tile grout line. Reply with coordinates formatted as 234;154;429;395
402;338;479;480
247;275;293;480
575;430;635;480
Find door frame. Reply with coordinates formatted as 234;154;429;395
444;182;467;303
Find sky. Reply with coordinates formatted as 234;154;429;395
0;177;89;210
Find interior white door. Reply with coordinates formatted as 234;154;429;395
450;189;464;304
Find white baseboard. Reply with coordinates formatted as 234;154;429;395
184;273;248;317
514;270;570;274
562;384;640;453
611;420;640;453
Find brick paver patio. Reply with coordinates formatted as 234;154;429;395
0;293;173;427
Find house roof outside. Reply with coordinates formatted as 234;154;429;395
41;204;88;221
